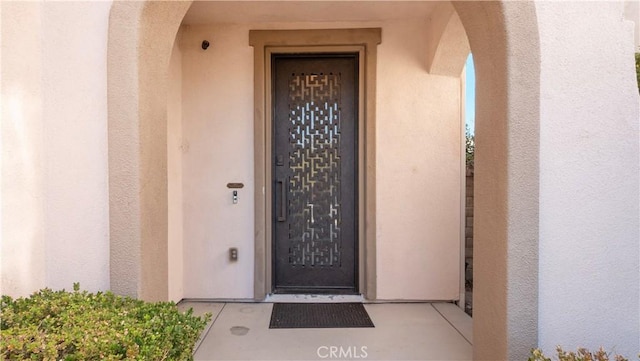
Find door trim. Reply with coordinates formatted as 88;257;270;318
250;29;381;300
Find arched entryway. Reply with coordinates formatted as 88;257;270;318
107;2;540;359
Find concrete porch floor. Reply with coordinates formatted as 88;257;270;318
179;301;472;361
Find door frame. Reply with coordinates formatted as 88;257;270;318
249;29;381;299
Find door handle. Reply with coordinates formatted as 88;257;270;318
277;179;287;222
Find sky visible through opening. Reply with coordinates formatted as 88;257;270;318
465;54;475;134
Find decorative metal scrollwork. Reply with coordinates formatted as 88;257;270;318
287;73;342;267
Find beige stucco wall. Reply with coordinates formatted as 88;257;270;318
2;1;46;297
4;0;638;357
108;0;191;301
536;1;640;356
453;3;542;357
1;1;111;297
179;24;256;299
174;19;462;300
624;0;640;51
375;19;462;300
168;34;184;303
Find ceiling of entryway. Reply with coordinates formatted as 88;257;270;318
182;1;441;24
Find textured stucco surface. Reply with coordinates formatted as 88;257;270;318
179;24;256;299
41;1;111;293
5;1;637;359
623;0;640;50
375;18;463;300
168;35;184;303
537;2;640;356
137;1;192;302
108;1;144;298
425;2;470;77
454;2;541;359
2;1;111;297
2;1;46;297
175;18;463;300
108;1;191;301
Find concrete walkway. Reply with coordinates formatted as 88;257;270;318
179;301;472;361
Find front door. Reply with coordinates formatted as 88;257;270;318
272;53;358;294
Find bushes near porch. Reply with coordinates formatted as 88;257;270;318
529;346;636;361
0;284;210;360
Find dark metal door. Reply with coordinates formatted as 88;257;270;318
272;54;358;294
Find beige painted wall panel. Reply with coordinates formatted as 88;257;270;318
375;19;462;300
1;1;111;296
1;1;46;297
181;25;256;299
537;1;640;356
623;1;639;51
41;1;111;293
178;20;462;300
168;37;184;302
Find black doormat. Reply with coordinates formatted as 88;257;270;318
269;303;375;329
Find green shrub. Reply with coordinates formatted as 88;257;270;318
530;346;635;361
1;283;211;360
465;125;475;167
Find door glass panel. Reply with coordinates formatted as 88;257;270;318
288;73;342;267
273;54;357;292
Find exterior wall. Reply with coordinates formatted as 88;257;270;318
108;1;191;301
624;0;640;51
454;2;542;358
179;24;256;299
107;1;144;298
1;1;111;297
175;19;462;299
4;0;638;357
537;1;640;356
375;19;462;300
168;35;184;302
2;1;46;297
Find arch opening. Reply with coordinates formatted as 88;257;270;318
107;1;541;358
